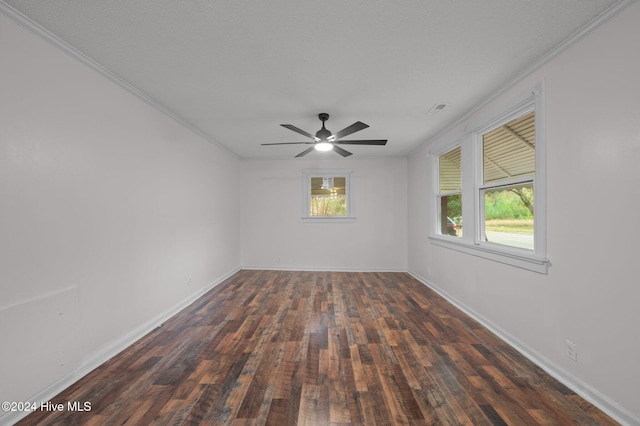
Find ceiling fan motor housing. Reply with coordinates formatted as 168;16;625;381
315;127;331;141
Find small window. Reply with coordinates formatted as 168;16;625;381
310;176;347;216
303;169;353;221
437;146;462;237
479;111;535;250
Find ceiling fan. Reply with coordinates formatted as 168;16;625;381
261;113;387;157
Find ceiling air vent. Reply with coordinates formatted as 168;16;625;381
426;103;448;116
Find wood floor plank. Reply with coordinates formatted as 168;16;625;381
17;270;619;425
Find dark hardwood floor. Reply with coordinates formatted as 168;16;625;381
19;270;617;425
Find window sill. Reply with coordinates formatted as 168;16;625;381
429;235;548;274
302;216;356;223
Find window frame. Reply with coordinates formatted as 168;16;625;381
476;106;536;252
302;168;355;223
429;82;548;273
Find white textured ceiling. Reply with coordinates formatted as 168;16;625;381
2;0;622;158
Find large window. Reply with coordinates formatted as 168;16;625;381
430;83;547;273
480;111;535;250
302;169;353;221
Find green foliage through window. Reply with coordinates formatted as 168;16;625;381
309;176;348;217
311;196;347;216
484;186;533;220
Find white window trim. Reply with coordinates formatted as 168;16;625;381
302;168;355;223
429;81;548;273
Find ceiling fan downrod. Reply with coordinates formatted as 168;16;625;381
315;113;332;142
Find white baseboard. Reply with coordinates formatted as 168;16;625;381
408;269;640;426
0;267;240;426
241;265;407;273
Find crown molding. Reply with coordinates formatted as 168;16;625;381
0;2;239;159
410;0;638;157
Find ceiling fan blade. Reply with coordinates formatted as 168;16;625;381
334;139;387;145
281;124;316;140
330;121;369;140
295;147;316;158
332;145;353;157
261;142;315;146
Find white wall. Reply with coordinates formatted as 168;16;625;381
240;158;407;271
0;11;240;419
2;0;639;423
408;2;640;423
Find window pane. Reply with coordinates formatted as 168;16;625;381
310;176;347;216
482;183;534;249
439;194;462;237
439;147;461;192
483;111;535;184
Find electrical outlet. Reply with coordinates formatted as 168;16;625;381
566;340;577;362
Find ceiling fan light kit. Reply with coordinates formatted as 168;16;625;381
314;142;333;152
261;113;387;157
